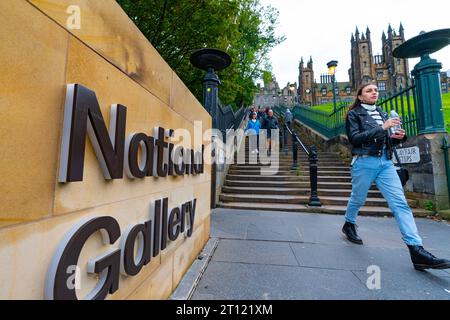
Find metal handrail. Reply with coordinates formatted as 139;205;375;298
285;125;310;156
277;115;321;207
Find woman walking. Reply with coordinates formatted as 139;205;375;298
245;112;261;154
343;83;450;271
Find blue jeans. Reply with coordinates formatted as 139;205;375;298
345;153;423;246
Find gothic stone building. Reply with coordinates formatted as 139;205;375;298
298;57;353;106
349;24;410;96
298;57;317;105
254;77;298;108
297;24;411;106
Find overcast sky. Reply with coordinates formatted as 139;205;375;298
259;0;450;87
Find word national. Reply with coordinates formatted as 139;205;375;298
59;84;205;183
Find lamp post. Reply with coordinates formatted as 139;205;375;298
289;85;296;107
190;48;231;210
305;88;311;106
190;48;231;129
327;60;338;113
393;28;449;134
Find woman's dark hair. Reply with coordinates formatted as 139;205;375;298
346;83;377;120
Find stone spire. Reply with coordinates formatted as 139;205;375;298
388;24;393;38
307;56;313;69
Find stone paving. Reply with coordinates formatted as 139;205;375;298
191;209;450;300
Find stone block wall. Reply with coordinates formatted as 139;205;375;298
0;0;212;299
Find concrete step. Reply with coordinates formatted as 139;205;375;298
227;170;298;176
232;160;350;166
216;202;430;218
239;149;341;157
224;179;379;190
238;152;342;160
230;165;351;172
219;194;399;207
226;174;352;183
235;154;343;159
228;169;351;177
293;171;351;176
221;186;384;198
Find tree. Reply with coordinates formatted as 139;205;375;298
117;0;284;110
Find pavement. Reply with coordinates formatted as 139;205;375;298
179;208;450;300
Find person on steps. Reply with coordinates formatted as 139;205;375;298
284;108;293;130
343;83;450;271
262;109;279;156
244;112;261;154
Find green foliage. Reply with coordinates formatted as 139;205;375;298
262;70;274;86
117;0;285;110
424;200;435;212
310;103;335;113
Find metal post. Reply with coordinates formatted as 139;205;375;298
283;124;288;153
412;54;446;134
210;136;217;209
442;137;450;205
190;49;231;210
332;75;337;113
291;131;299;170
308;145;322;207
202;67;221;129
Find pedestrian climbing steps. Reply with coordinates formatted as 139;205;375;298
217;138;429;217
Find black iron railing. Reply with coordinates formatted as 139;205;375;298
216;102;248;141
279;117;321;207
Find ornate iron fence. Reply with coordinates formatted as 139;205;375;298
276;82;418;140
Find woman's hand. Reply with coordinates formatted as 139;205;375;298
390;128;406;140
382;118;401;131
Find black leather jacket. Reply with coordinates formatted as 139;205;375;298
263;116;279;130
346;105;406;159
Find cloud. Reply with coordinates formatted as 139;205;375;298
260;0;450;86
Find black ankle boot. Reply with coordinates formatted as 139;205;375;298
342;222;363;245
407;245;450;271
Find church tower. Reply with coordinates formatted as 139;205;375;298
382;23;409;91
351;26;375;89
298;56;316;105
350;26;375;89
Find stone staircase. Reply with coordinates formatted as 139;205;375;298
217;135;429;217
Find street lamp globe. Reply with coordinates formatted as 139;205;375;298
327;60;338;76
326;60;338;113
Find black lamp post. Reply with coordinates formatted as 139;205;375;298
327;60;338;113
393;28;450;135
289;85;296;106
190;48;231;210
190;48;231;129
305;88;311;106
